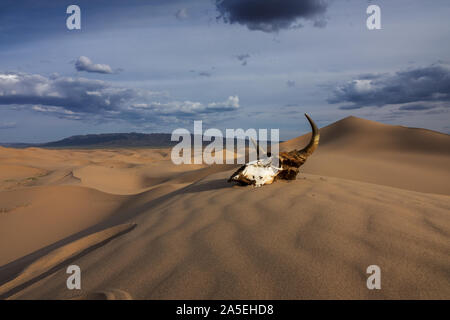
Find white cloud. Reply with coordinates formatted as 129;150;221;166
353;80;374;93
0;71;240;125
75;56;114;74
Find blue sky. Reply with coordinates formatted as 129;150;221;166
0;0;449;143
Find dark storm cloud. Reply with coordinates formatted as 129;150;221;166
198;71;212;77
236;54;250;66
398;104;436;111
328;64;450;110
0;72;118;114
189;70;213;77
75;56;114;74
215;0;329;32
0;72;240;124
286;80;296;88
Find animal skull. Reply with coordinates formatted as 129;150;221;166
228;113;320;187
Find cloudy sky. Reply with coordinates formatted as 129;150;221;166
0;0;449;143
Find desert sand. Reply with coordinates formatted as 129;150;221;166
0;116;449;299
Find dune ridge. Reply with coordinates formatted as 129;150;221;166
0;223;136;299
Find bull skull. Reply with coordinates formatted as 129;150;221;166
228;113;320;187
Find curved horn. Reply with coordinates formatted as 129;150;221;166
297;113;320;157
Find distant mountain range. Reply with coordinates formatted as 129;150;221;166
1;133;176;148
0;132;256;149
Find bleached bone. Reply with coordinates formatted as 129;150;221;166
228;113;320;187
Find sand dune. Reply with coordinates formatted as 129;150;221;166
5;173;449;300
282;116;450;154
0;117;449;299
283;116;450;194
0;186;126;265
